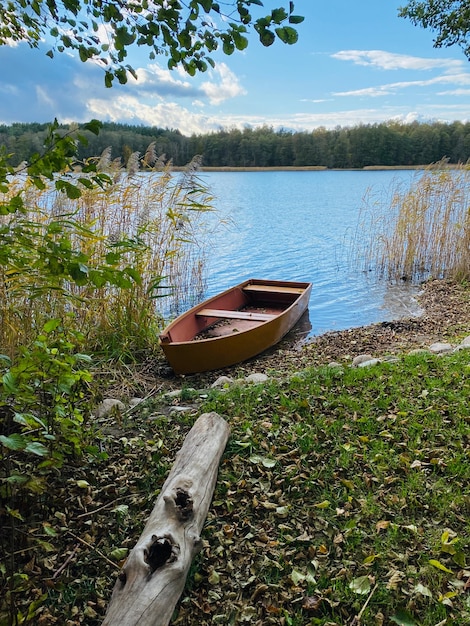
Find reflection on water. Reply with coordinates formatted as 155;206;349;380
189;170;426;337
292;310;313;340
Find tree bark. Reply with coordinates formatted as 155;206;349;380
102;412;230;626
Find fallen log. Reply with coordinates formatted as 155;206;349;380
102;411;230;626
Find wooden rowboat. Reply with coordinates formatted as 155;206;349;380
159;279;312;374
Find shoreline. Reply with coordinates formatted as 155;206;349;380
133;278;470;392
176;164;446;173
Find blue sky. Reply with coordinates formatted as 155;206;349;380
0;0;469;135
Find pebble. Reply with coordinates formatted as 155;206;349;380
245;373;269;384
357;358;381;368
93;335;470;416
352;354;375;367
211;376;235;388
429;342;453;354
166;389;184;398
94;398;126;418
327;361;343;368
169;406;194;414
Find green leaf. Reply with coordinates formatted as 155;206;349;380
75;353;93;363
112;504;129;516
115;67;128;84
288;15;304;24
25;592;48;620
14;413;47;430
89;270;108;288
452;550;466;567
349;575;371;595
178;30;192;49
43;318;61;333
83;119;102;135
290;568;305;585
105;71;114;88
24;441;49;456
208;569;220;584
429;558;453;573
6;473;29;485
2;371;17;393
43;524;58;537
222;39;235;55
115;26;136;48
6;506;25;521
275;26;298;44
258;28;275;46
69;262;89;284
110;547;128;561
124;266;142;284
249;454;275;467
271;8;288;23
0;353;12;366
390;609;418;626
233;31;248;51
0;433;26;451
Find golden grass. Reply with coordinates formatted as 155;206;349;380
356;160;470;282
0;155;216;359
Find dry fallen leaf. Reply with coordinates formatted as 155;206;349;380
302;594;323;612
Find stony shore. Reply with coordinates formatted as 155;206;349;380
104;278;470;404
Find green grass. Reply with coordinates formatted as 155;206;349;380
187;350;470;626
3;348;467;625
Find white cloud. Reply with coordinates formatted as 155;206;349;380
36;85;55;108
437;88;470;96
333;72;470;98
301;98;333;104
202;103;469;132
0;83;18;96
85;94;220;134
332;50;464;73
81;61;247;130
200;63;246;105
135;63;193;93
109;61;247;106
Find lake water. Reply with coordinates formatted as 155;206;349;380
198;170;425;339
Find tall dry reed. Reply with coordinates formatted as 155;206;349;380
355;160;470;283
0;153;217;359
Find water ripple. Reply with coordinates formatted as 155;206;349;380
200;170;422;337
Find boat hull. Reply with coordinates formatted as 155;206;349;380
159;279;312;375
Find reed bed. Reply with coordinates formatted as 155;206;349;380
356;160;470;282
0;153;216;359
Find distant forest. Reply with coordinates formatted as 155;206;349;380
1;120;470;169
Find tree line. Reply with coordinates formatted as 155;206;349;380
1;119;469;169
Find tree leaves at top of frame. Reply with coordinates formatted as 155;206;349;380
0;1;304;85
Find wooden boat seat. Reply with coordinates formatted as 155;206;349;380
243;284;305;295
196;308;276;322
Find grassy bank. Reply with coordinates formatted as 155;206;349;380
2;335;469;625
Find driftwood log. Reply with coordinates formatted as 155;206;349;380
102;412;230;626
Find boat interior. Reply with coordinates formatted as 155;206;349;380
195;283;305;339
160;281;308;343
